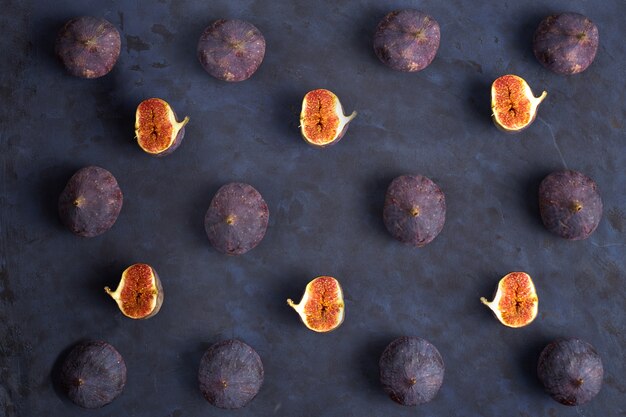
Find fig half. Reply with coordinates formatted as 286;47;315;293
491;74;547;132
287;276;345;333
480;272;538;328
299;89;357;147
135;98;189;156
105;263;163;319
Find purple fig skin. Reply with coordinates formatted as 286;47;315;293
55;16;121;78
197;19;266;82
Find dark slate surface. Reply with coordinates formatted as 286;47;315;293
1;1;625;416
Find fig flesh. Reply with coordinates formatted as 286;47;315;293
480;272;538;328
373;10;440;72
55;16;121;78
197;19;266;82
105;263;163;319
383;175;446;247
538;338;603;405
59;340;126;408
533;13;599;75
491;74;547;132
58;166;123;237
135;98;189;156
205;183;269;255
538;170;602;240
379;336;444;406
198;339;264;409
287;276;345;333
299;89;356;147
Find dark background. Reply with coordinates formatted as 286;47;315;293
1;0;625;416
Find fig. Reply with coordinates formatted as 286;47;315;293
299;89;357;147
533;13;599;75
55;16;121;78
58;166;123;237
135;98;190;156
491;74;547;132
383;175;446;247
197;19;266;82
538;338;603;405
373;10;440;72
198;339;264;409
204;183;269;255
59;340;126;408
105;263;164;319
538;170;603;240
379;336;444;406
287;276;345;333
480;272;538;328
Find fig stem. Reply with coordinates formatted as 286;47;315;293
410;206;420;217
286;298;296;308
570;201;583;212
480;297;490;306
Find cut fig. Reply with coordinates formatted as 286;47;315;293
538;338;603;405
373;10;440;72
287;276;345;332
379;336;444;406
59;340;126;408
198;339;264;409
480;272;538;328
533;13;599;75
299;89;357;147
204;183;269;255
197;19;266;82
58;166;123;237
491;74;547;132
135;98;189;156
105;263;163;319
55;16;121;78
383;175;446;247
538;170;602;240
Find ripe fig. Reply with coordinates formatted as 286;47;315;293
379;336;444;406
373;10;440;72
299;89;357;147
538;170;602;240
287;276;345;333
135;98;189;156
533;13;599;75
59;340;126;408
198;339;264;409
58;166;123;237
383;175;446;247
491;74;547;132
105;263;164;319
55;16;121;78
197;19;266;82
538;338;603;406
480;272;538;328
204;183;269;255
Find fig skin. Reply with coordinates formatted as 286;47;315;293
287;276;345;333
491;74;547;133
197;19;266;82
373;10;440;72
533;13;599;75
383;175;446;247
105;263;164;319
299;89;357;147
58;166;123;237
538;170;602;240
59;340;127;409
205;183;269;255
379;336;444;406
55;16;121;78
198;339;264;409
538;338;603;406
135;98;190;157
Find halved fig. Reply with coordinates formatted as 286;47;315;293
287;276;345;332
299;89;356;147
105;263;163;319
480;272;538;328
135;98;189;156
491;74;547;132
